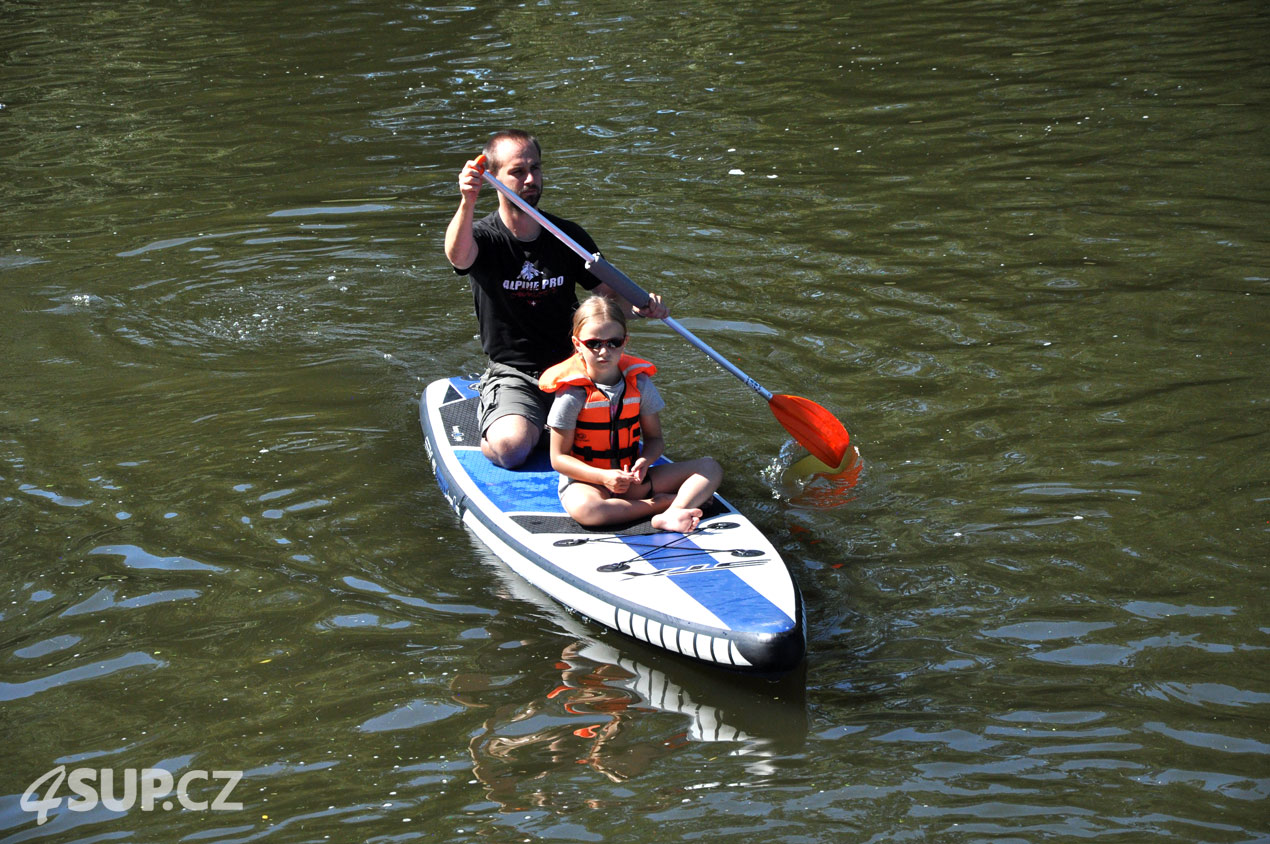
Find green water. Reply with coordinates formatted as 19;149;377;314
2;0;1266;841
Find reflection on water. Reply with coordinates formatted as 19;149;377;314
459;548;806;807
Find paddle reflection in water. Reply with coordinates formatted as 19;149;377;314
765;443;864;510
454;547;807;807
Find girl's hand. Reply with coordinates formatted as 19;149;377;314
629;457;649;484
602;469;632;494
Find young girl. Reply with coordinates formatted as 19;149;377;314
539;296;722;532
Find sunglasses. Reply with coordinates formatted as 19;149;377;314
580;336;626;352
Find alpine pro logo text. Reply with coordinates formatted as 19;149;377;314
21;766;244;826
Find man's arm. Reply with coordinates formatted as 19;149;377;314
444;158;485;271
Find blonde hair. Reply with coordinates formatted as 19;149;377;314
571;295;627;338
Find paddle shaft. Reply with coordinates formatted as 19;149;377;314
479;169;775;402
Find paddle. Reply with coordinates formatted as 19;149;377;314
474;155;851;468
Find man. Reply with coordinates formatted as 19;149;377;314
444;130;668;468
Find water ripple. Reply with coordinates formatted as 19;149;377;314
0;652;164;702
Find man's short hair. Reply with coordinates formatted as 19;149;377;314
484;130;541;174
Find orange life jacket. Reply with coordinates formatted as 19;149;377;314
539;353;657;470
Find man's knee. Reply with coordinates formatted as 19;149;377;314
483;437;532;468
482;416;539;468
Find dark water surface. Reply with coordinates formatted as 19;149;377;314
3;0;1267;841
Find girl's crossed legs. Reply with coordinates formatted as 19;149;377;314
560;457;723;532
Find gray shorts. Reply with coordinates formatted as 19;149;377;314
477;361;551;437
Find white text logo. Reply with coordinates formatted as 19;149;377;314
21;766;243;826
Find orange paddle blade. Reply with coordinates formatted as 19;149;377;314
769;394;850;468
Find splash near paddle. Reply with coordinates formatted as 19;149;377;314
783;448;864;510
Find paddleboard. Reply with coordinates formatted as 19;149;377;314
420;376;805;673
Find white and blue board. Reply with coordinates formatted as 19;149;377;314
420;376;805;673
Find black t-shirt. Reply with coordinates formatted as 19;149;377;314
455;210;602;373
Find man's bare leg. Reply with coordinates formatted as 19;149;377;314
482;414;540;469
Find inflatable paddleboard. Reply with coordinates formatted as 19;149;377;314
420;376;805;673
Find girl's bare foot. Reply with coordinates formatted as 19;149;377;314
651;506;703;533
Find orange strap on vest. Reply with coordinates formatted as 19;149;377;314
540;353;656;470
